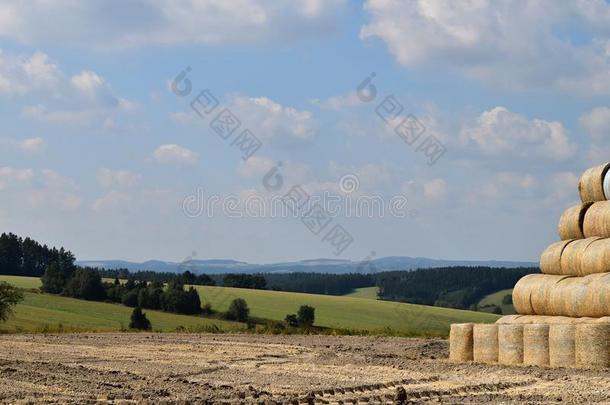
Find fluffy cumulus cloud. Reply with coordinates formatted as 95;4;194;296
153;144;199;165
360;0;610;95
0;50;133;126
97;168;142;189
0;137;46;154
0;0;346;50
229;96;317;143
461;107;576;160
580;106;610;139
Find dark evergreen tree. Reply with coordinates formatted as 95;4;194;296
64;268;106;300
226;298;249;322
129;307;151;330
297;305;315;327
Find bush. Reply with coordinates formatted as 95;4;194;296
285;314;298;327
161;287;201;315
0;282;24;322
129;307;151;330
297;305;315;327
64;268;106;301
226;298;249;322
122;290;139;307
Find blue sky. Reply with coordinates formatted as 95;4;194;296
2;0;610;263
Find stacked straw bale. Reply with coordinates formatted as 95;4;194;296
451;163;610;369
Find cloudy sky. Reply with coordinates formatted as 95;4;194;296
2;0;610;263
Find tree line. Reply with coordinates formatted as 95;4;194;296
0;232;75;277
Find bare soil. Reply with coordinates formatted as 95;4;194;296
0;333;609;404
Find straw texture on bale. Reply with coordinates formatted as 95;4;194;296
498;324;524;365
523;324;550;366
584;201;610;238
496;315;594;325
575;323;610;369
495;315;522;324
559;237;601;277
579;162;610;202
549;324;576;368
513;273;610;318
558;203;592;240
473;324;498;364
580;238;610;276
449;323;473;362
540;240;574;275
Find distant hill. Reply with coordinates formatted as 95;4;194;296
77;256;537;275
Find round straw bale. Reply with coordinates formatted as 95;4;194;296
575;323;610;369
583;273;610;318
558;203;593;240
580;238;610;276
449;323;473;362
549;324;576;368
560;237;601;277
496;315;522;324
596;316;610;323
498;324;524;365
583;201;610;238
579;163;610;202
523;324;550;366
531;275;571;315
513;274;544;315
473;324;499;364
555;276;596;317
540;240;574;275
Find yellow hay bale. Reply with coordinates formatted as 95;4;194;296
596;316;610;323
575;323;610;369
583;273;610;318
579;163;610;202
581;238;610;276
530;275;571;315
583;201;610;238
560;237;601;277
502;315;576;324
473;324;498;364
498;324;524;365
449;323;474;362
549;324;576;368
558;203;593;240
495;315;522;324
512;274;544;315
523;324;550;366
540;240;574;275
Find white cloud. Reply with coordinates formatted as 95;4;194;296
423;178;447;201
153;144;199;165
237;156;275;178
92;191;132;211
580;106;610;139
0;1;347;50
230;96;317;142
0;167;34;190
461;107;576;160
0;137;46;154
97;168;142;189
360;0;610;95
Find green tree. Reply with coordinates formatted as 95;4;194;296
285;314;298;327
64;268;106;300
226;298;249;322
122;290;140;307
0;282;24;322
297;305;315;327
41;261;73;294
129;307;151;330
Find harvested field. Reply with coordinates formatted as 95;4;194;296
1;333;609;404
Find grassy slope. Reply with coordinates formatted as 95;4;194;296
343;286;379;299
478;289;515;315
194;285;499;335
0;276;243;333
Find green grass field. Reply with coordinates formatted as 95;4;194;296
0;276;243;334
193;285;499;335
343;286;379;299
1;276;500;336
478;289;515;315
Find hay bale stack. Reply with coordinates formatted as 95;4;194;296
523;324;549;366
512;274;545;315
495;315;522;324
579;162;610;202
560;237;601;277
533;275;572;315
584;201;610;238
575;323;610;369
581;238;610;276
549;324;576;368
498;324;523;365
583;273;610;318
558;203;593;240
449;323;473;362
473;324;498;364
540;240;574;275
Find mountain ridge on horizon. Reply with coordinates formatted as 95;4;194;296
77;256;538;275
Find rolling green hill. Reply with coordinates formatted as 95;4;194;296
343;286;379;299
478;289;515;315
1;276;500;336
193;285;499;335
0;276;243;334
